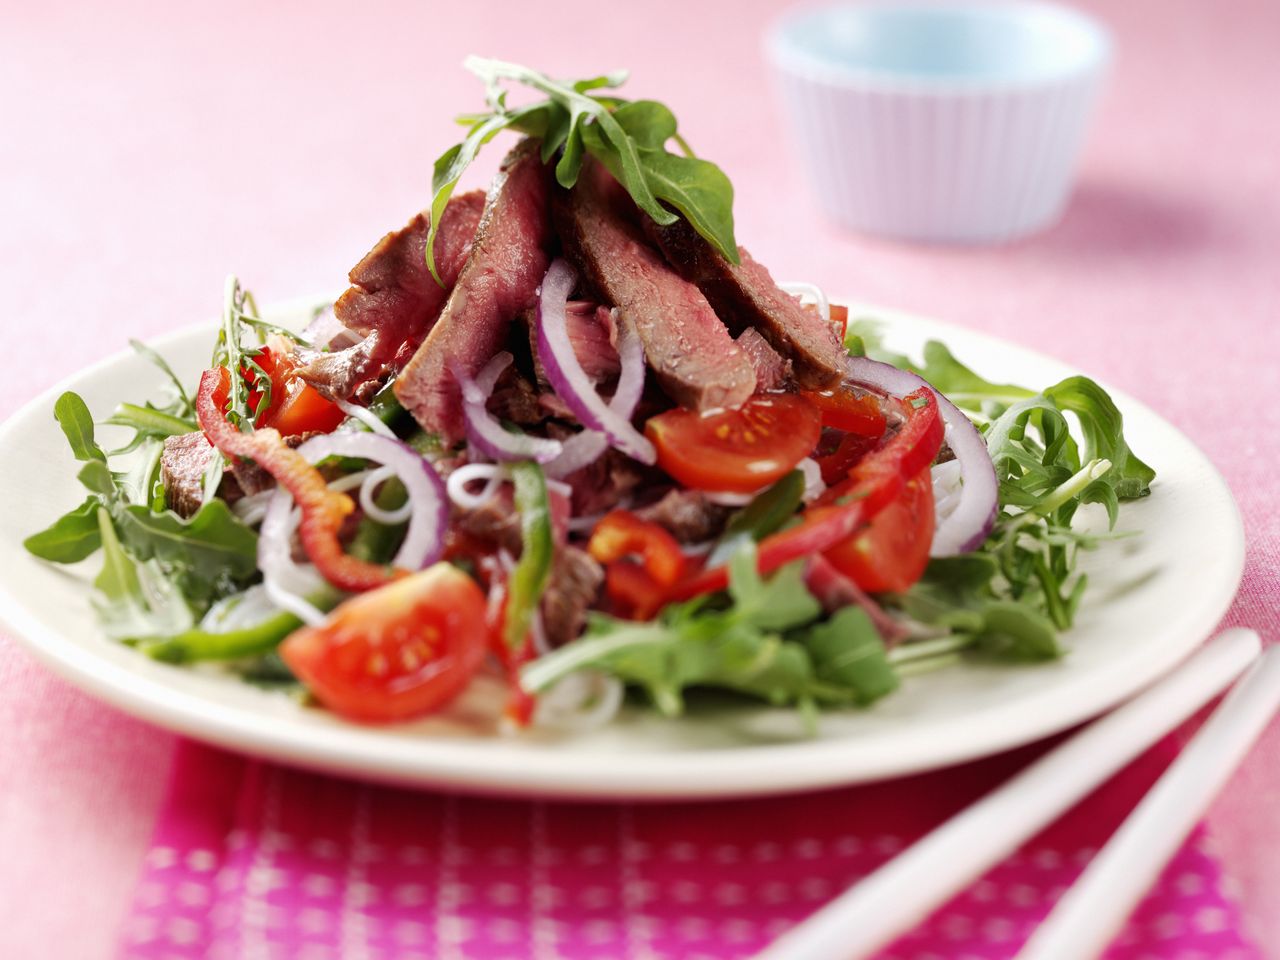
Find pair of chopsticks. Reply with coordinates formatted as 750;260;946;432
755;628;1277;960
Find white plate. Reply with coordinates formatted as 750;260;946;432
0;301;1244;800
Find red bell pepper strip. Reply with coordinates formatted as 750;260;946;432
588;510;686;588
196;368;400;594
670;387;944;600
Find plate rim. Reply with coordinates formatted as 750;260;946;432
0;302;1246;800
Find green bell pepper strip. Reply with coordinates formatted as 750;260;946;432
504;461;554;654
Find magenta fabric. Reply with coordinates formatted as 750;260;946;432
118;741;1261;960
3;1;1279;958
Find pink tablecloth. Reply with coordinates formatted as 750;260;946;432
2;1;1277;957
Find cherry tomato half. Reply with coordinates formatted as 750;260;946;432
824;467;936;594
645;393;822;494
280;563;488;723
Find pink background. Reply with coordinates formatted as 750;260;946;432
1;1;1276;956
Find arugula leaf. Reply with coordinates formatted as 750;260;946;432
1044;377;1155;500
54;391;107;462
77;459;117;496
23;498;103;563
423;58;740;283
116;500;259;585
128;338;193;418
104;403;194;443
897;557;1061;661
90;507;194;641
521;548;898;720
805;607;900;704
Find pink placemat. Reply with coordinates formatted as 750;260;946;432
118;738;1260;960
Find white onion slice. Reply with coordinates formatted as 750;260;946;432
456;353;564;464
797;457;826;503
844;355;998;555
704;489;756;507
231;490;274;526
256;434;447;617
335;397;396;438
359;465;413;525
295;433;448;571
259;496;329;626
536;259;655;465
533;670;625;731
446;462;507;512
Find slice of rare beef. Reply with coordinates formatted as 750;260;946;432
644;216;844;388
635;489;731;544
337;190;485;338
160;432;216;518
395;139;553;442
541;546;604;647
735;326;791;392
296;192;485;401
552;159;756;412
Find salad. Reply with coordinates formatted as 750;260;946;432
24;59;1155;731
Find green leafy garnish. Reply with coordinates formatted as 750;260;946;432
23;497;103;563
424;57;738;283
521;547;901;722
26;387;260;630
210;275;273;429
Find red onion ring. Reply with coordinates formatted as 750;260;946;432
258;433;448;622
456;353;565;464
844;355;998;555
536;259;656;465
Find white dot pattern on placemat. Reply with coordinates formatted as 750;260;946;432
115;758;1266;960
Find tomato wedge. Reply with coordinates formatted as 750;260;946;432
280;564;488;723
645;393;822;494
243;346;345;437
799;385;886;437
824;467;935;593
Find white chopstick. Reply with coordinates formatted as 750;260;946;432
752;628;1262;960
1017;642;1280;960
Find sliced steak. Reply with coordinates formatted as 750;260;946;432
296;192;485;400
337;191;486;338
552;159;756;411
541;546;604;647
395;139;553;442
553;439;650;518
644;216;844;388
736;327;791;392
160;432;216;518
635;489;731;544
